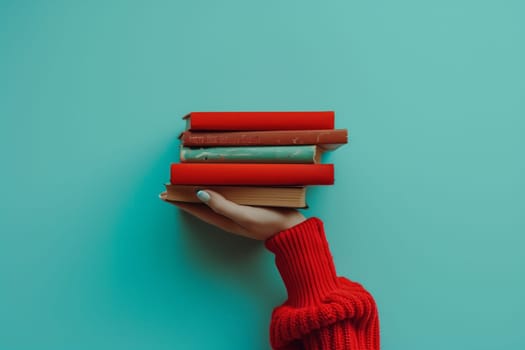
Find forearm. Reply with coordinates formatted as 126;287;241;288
265;217;380;350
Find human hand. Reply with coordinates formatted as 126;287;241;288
160;190;306;240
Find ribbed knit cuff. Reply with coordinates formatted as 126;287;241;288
265;217;340;308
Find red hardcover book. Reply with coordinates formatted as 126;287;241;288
179;129;348;150
184;111;334;131
170;163;334;186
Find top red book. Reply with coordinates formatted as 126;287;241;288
184;111;335;131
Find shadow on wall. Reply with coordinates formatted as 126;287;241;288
107;134;283;347
176;210;282;306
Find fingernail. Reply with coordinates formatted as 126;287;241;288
196;190;210;203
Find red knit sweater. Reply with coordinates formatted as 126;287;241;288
265;217;380;350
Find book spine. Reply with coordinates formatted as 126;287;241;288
180;145;316;163
179;129;348;148
185;111;334;131
170;163;334;186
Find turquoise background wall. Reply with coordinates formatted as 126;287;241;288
1;1;524;349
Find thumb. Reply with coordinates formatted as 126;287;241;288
196;189;251;223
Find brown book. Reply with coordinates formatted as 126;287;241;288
161;184;307;208
179;129;348;150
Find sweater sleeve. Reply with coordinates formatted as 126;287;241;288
265;217;380;350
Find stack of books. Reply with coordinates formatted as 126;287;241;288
161;111;348;208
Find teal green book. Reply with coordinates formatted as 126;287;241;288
180;145;324;164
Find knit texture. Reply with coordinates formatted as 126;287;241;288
265;217;380;350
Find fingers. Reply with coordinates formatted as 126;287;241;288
195;189;254;225
176;202;238;232
160;195;252;237
160;191;306;240
195;190;306;236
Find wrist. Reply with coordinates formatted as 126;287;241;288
279;211;307;234
265;217;340;307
